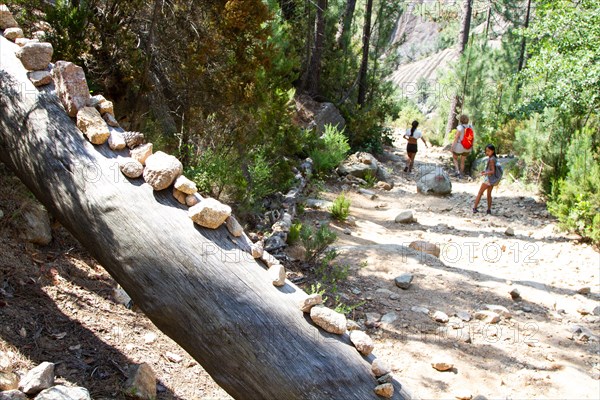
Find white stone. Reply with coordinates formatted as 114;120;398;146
165;352;183;363
189;198;231;229
130;143;153;165
395;210;415;223
485;304;511;318
76;107;110;145
371;359;391;377
4;27;23;41
143;151;182;190
432;310;449;323
251;241;264;259
108;129;126;150
117;156;143;179
174;175;197;195
349;330;374;355
34;385;91;400
474;310;501;324
299;294;323;313
268;264;286;287
143;332;157;344
310;306;347;335
18;362;54;395
0;390;27;400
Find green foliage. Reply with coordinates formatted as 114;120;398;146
42;0;92;65
361;171;377;188
287;222;302;245
548;129;600;243
300;224;337;263
306;281;326;297
314;250;349;294
334;297;365;316
330;193;351;222
309;124;350;175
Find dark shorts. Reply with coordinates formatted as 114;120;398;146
407;143;418;153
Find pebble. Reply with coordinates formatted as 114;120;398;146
371;359;391;377
394;273;413;289
373;383;394;398
432;311;449;323
349;330;374;356
431;358;454;371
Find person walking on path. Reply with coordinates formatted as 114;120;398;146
451;114;474;178
473;144;501;214
403;120;428;173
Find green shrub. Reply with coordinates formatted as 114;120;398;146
300;224;337;263
361;171;377;188
548;129;600;243
287;222;302;245
309;124;350;175
330;193;351;221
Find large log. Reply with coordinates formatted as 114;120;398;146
0;37;411;399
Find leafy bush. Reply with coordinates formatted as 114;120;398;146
300;224;337;263
548;129;600;243
287;222;302;245
330;193;351;222
309;124;350;175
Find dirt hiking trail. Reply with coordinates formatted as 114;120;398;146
0;129;599;399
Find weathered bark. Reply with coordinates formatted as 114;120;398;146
303;0;327;98
335;0;357;51
446;0;472;134
357;0;373;106
0;38;411;400
517;0;532;73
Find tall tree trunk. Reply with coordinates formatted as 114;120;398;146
483;1;492;47
357;0;373;106
517;0;532;72
304;0;327;98
335;0;357;51
0;37;411;400
446;0;472;134
278;0;297;20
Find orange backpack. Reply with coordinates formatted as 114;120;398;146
461;125;474;150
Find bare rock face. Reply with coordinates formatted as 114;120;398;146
309;306;347;335
117;156;144;179
27;70;52;87
143;151;183;191
124;363;156;400
18;362;54;395
188;198;231;229
76;107;110;145
0;5;18;29
16;42;53;71
349;330;375;356
52;61;90;117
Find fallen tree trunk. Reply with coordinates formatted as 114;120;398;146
0;37;411;399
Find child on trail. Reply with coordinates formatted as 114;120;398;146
473;144;501;214
451;114;474;178
403;120;428;173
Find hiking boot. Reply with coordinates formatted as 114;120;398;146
473;207;478;214
486;209;491;215
404;167;408;173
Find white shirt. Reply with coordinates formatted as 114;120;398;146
405;128;422;139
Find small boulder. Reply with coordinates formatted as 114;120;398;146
416;169;452;195
373;383;394;398
18;361;54;395
108;129;126;151
394;273;413;289
0;390;27;400
371;359;391;377
432;310;449;323
124;363;156;400
337;152;379;179
4;27;23;41
174;175;197;195
409;240;441;258
34;385;91;400
143;151;183;191
299;294;323;313
310;306;347;335
117;156;143;179
0;5;19;29
52;61;90;117
394;210;416;223
16;42;53;71
130;143;153;165
189;198;231;229
509;287;521;300
172;188;187;205
76;107;110;145
505;227;515;236
349;330;374;356
268;264;286;287
27;70;52;87
225;216;243;237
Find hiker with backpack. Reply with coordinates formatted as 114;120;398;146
473;144;503;214
451;114;474;178
403;120;428;173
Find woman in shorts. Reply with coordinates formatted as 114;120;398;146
473;144;501;214
403;120;428;173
